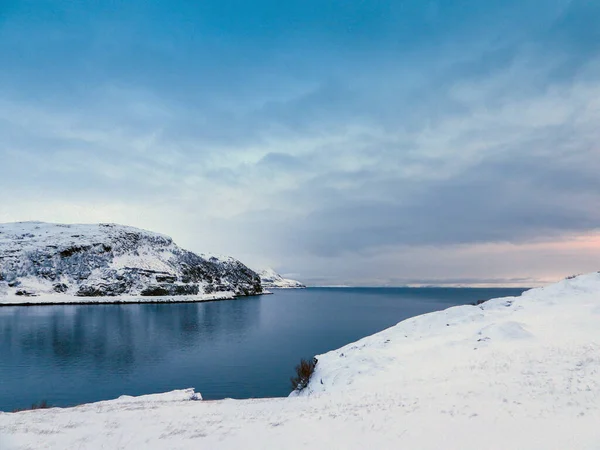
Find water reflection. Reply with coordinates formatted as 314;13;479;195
0;298;262;410
0;288;525;411
2;299;261;368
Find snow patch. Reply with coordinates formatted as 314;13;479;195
477;321;533;341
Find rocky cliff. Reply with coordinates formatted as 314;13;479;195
0;222;262;298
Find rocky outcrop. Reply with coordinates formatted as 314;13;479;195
258;268;306;289
0;222;262;298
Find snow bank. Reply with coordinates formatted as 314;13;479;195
105;389;202;404
0;291;236;306
2;273;600;449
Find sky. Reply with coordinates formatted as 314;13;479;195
1;0;599;286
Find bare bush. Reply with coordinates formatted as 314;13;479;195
290;357;318;392
12;400;51;412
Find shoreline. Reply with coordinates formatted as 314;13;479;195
2;273;599;449
0;291;272;307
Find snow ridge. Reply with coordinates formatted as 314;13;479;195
297;272;600;398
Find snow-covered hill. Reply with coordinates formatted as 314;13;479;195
0;222;262;302
258;268;306;289
2;273;600;449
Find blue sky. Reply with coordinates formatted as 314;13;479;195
1;0;600;285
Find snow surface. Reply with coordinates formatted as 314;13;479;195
258;268;306;288
0;291;236;306
2;273;600;449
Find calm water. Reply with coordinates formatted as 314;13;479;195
0;287;527;411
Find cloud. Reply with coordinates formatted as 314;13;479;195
0;0;599;285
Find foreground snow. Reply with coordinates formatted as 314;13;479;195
2;273;600;449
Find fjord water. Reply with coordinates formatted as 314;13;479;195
0;287;527;411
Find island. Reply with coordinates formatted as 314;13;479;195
258;268;306;289
0;222;263;305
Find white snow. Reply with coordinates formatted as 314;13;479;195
110;251;176;274
0;221;173;252
258;268;306;288
0;291;236;306
2;273;600;449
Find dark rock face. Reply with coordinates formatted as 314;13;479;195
15;290;37;297
0;222;263;298
53;283;69;293
155;274;178;283
140;284;199;297
76;282;131;297
140;285;171;297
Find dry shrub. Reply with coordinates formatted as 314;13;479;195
290;357;318;392
12;400;51;412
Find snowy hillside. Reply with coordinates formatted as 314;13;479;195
0;222;262;302
2;273;600;449
258;268;306;288
298;272;600;398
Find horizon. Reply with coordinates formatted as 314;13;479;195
308;284;536;289
2;0;600;286
0;219;566;287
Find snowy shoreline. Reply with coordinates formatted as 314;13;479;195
0;291;273;307
2;273;600;449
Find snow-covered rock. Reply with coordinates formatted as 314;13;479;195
2;273;600;449
258;268;306;289
0;222;262;301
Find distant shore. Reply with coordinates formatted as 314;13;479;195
0;291;272;307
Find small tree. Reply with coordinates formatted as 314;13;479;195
290;357;318;392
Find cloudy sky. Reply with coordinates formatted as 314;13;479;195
1;0;599;286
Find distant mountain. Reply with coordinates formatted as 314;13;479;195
0;222;262;298
258;268;306;289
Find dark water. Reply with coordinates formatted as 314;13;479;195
0;287;527;411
